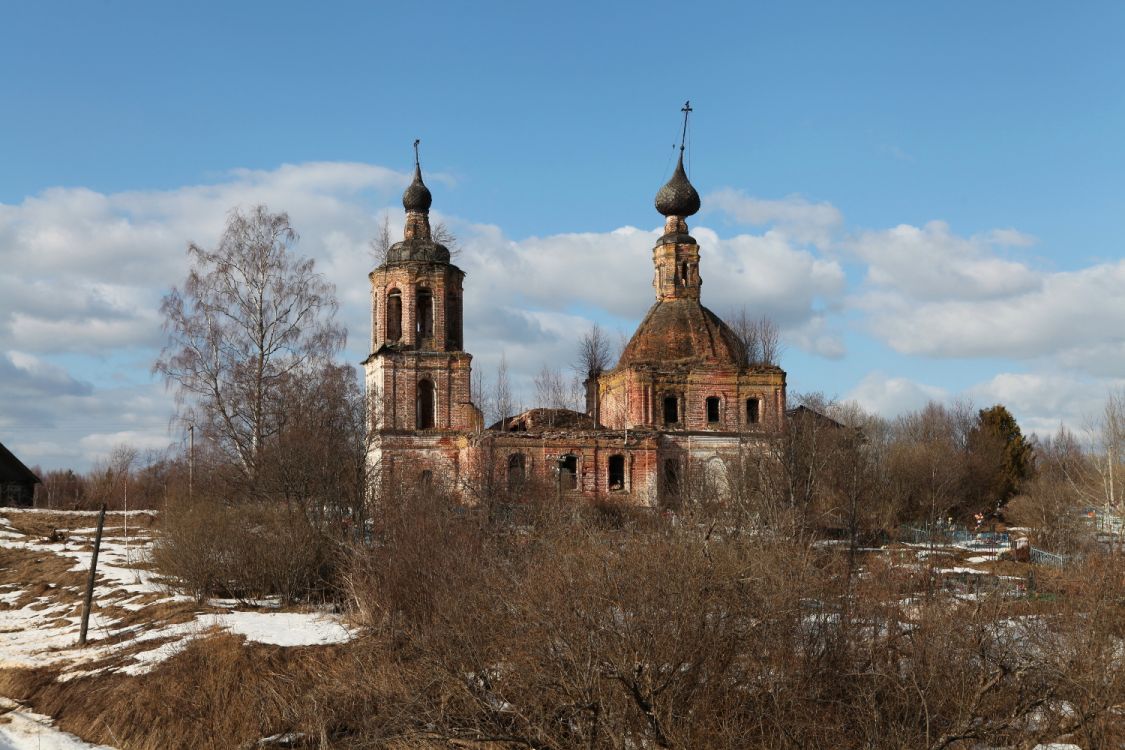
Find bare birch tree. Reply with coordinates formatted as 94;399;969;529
494;353;514;429
155;205;345;482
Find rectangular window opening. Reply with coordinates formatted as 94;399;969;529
559;454;578;490
746;398;761;425
663;396;679;424
706;397;720;423
608;455;626;491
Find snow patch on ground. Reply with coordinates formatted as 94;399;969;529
217;610;353;647
0;698;116;750
114;612;354;676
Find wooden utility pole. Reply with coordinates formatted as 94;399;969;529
78;504;107;647
189;423;195;499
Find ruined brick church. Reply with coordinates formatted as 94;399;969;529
363;133;786;504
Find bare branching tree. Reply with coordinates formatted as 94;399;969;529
432;221;461;258
369;212;392;266
494;353;514;429
533;364;563;410
155;205;346;482
575;322;612;423
728;308;783;366
1088;389;1125;511
575;322;612;379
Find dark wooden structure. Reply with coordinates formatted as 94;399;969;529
0;440;40;507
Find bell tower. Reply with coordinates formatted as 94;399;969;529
364;142;479;438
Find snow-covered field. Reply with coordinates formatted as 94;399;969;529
0;508;357;749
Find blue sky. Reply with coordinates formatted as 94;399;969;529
3;1;1125;469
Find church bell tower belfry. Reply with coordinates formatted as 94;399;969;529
364;142;481;489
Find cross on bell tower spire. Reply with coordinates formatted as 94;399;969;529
679;100;692;154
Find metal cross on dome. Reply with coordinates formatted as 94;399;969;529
679;100;692;153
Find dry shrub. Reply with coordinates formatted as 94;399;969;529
0;634;341;750
1006;473;1093;555
151;498;335;602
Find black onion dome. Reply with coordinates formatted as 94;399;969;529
654;153;701;217
402;162;433;212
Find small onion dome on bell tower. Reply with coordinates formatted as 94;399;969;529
402;159;433;212
385;140;450;264
654;153;700;218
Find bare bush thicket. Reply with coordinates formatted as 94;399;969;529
320;485;1125;749
151;496;334;603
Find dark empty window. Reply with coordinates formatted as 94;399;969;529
663;459;679;495
746;397;761;424
420;470;432;489
386;288;402;341
559;454;578;490
508;453;527;491
416;286;433;338
417;379;435;429
608;454;626;491
706;397;720;423
663;395;679;424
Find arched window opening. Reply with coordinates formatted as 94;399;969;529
680;261;688;285
746;397;761;425
386;288;402;342
706;396;721;424
663;459;679;496
608;454;626;491
558;454;578;490
416;286;433;339
417;379;435;429
446;290;462;349
663;395;679;425
420;470;433;489
508;453;527;491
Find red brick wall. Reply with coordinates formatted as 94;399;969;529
366;352;477;432
461;433;662;504
599;367;786;433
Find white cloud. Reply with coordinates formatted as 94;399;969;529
707;189;843;247
863;259;1125;364
845;372;948;418
850;220;1039;302
843;368;1125;444
966;372;1117;439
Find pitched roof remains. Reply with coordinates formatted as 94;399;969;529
0;441;41;484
